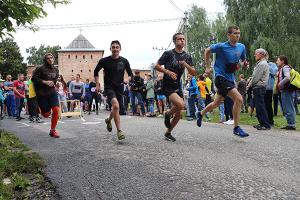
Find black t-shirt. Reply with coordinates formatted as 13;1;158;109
130;76;144;92
89;82;97;94
155;79;164;95
158;49;193;90
94;56;133;90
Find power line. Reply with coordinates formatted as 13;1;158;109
168;0;185;14
14;18;181;31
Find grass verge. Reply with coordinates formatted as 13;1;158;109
0;129;58;200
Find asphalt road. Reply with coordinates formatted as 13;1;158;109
1;112;300;200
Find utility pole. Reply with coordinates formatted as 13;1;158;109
182;11;188;84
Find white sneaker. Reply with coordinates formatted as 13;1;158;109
223;119;234;125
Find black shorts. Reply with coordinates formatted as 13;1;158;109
104;88;123;104
215;76;235;98
37;94;59;113
163;87;183;98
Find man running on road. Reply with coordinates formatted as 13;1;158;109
155;33;196;141
94;40;133;140
199;25;249;137
32;53;60;138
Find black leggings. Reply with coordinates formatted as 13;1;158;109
89;93;99;111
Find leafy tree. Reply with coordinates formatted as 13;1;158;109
26;44;61;65
211;14;228;44
186;5;211;73
223;0;300;71
0;0;70;37
0;38;26;78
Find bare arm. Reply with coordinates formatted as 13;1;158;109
155;63;177;80
178;61;196;76
204;47;212;73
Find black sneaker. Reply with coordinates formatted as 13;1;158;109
253;124;260;129
29;117;34;122
16;117;22;121
256;125;271;130
164;132;176;142
280;126;296;130
164;112;171;129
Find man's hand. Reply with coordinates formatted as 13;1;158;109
166;70;177;80
43;80;55;87
242;60;249;70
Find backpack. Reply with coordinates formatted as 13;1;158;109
290;68;300;89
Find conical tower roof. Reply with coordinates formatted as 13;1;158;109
66;34;95;49
58;34;103;52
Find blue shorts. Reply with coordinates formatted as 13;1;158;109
71;93;82;100
157;95;166;100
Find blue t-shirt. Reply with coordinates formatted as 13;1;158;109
3;81;15;95
210;41;246;82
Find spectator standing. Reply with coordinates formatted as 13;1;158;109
249;48;271;130
276;55;297;130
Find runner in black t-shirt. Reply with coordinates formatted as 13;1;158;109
94;40;133;140
155;33;196;141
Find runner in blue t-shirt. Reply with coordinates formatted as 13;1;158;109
197;25;250;137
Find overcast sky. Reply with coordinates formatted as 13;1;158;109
12;0;224;69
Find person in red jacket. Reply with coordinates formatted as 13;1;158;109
32;53;60;138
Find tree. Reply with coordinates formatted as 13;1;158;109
211;14;228;43
186;5;211;73
0;38;26;78
223;0;300;71
26;44;61;65
0;0;70;37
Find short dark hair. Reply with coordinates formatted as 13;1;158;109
76;74;80;78
227;25;240;34
173;32;184;43
111;40;121;48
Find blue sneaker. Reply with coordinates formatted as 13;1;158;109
233;126;249;137
196;111;202;127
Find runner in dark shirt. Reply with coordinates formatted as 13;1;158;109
94;40;133;140
32;53;60;138
155;33;196;141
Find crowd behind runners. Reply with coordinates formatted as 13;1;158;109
0;25;299;140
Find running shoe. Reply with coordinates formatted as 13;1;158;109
233;126;249;137
280;126;296;130
196;111;202;127
105;118;112;132
164;132;176;142
35;117;44;123
164;112;171;129
29;117;34;122
256;125;271;130
49;130;60;138
117;130;125;140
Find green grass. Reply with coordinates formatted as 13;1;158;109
0;130;45;200
207;108;300;130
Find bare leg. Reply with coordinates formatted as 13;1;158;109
227;88;243;127
166;93;185;133
201;94;224;116
109;98;121;131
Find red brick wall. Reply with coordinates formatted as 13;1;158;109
58;51;104;84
